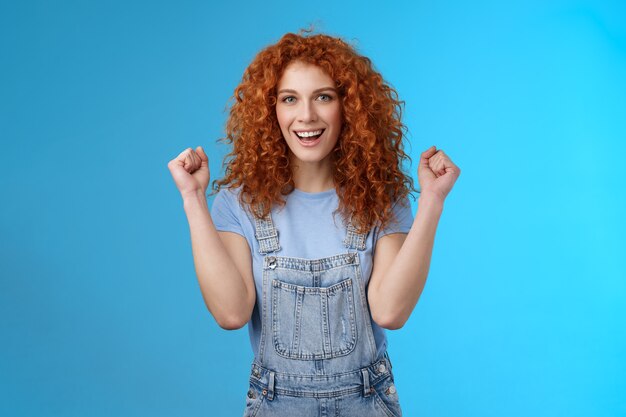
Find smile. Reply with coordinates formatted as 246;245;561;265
293;129;325;147
294;129;325;139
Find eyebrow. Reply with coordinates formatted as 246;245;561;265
277;87;337;95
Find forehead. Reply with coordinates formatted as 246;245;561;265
277;61;335;90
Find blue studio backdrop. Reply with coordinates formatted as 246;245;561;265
1;0;624;416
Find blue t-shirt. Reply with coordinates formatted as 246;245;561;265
209;186;414;359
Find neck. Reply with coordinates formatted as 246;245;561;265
290;156;335;193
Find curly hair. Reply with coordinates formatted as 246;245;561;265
210;30;416;234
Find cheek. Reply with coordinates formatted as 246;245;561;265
328;110;342;133
326;104;342;125
275;108;291;132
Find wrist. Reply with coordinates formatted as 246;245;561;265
182;189;207;208
418;190;445;206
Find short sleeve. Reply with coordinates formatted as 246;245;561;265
377;196;414;240
210;188;246;238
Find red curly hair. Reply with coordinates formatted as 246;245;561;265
210;30;416;234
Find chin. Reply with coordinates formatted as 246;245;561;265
294;155;325;164
289;150;331;165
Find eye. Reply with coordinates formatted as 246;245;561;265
281;96;296;104
317;94;332;102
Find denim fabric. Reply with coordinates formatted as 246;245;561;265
242;209;403;416
210;187;414;361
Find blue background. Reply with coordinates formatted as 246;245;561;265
1;0;624;416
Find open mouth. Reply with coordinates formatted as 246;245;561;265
294;129;325;142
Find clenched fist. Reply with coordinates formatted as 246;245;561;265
417;146;461;202
167;146;210;197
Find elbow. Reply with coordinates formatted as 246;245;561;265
372;311;407;330
216;314;249;330
209;295;254;331
379;317;406;330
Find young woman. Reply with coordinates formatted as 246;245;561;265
168;31;460;417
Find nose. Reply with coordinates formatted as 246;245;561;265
297;101;318;123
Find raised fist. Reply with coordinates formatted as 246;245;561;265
417;146;461;201
167;146;210;197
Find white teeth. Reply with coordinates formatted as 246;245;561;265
295;129;323;138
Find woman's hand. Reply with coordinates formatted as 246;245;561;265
167;146;210;197
417;145;461;202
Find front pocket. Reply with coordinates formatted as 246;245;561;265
271;277;357;360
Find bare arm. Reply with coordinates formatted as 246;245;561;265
368;145;460;329
168;146;254;330
368;192;443;329
182;189;255;330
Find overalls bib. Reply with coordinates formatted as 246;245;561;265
243;209;403;417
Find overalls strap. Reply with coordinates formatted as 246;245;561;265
253;203;281;255
254;216;281;254
343;215;367;251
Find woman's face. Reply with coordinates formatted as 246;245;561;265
275;61;342;167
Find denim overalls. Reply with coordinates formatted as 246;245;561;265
243;208;403;417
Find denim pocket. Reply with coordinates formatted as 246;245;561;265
271;277;357;360
372;373;402;417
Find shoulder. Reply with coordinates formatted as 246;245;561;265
392;194;412;210
216;184;242;199
374;195;414;241
391;195;414;219
210;185;248;219
212;185;244;207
